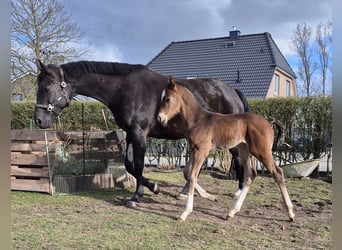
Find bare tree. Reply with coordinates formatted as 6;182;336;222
290;23;316;96
316;21;332;95
11;0;89;82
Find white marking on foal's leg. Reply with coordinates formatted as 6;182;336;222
227;181;251;219
179;186;194;221
280;184;295;221
232;188;242;199
195;183;216;201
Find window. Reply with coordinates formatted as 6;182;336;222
286;80;291;97
274;74;279;96
186;76;197;79
12;94;23;102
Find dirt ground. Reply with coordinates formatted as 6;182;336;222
11;168;332;249
135;169;332;248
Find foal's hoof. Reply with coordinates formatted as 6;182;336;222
225;213;234;220
289;215;295;222
177;217;185;222
176;193;188;200
207;195;216;202
125;200;138;208
178;216;186;222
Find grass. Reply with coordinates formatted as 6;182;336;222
12;170;332;249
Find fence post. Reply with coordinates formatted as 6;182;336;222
82;103;86;180
44;131;54;195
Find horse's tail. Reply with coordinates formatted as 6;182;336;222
268;117;285;148
234;88;250;112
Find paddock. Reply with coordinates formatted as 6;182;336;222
11;169;332;249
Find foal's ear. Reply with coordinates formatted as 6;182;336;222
168;75;177;90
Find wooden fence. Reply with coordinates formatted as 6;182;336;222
11;130;127;194
11;130;56;193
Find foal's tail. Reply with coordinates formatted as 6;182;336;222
268;117;285;148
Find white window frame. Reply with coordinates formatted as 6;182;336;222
274;74;279;96
12;93;23;102
286;80;290;97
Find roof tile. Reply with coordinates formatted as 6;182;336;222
147;32;296;98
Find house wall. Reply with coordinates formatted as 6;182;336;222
266;68;297;98
11;74;37;101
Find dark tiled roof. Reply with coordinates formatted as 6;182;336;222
147;32;296;98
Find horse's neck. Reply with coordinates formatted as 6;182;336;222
181;87;207;129
70;74;119;106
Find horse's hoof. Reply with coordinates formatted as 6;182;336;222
176;193;188;200
153;183;160;194
125;200;138;208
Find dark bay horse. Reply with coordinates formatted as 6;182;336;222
157;76;295;221
34;60;249;205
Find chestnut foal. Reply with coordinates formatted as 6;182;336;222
157;76;295;222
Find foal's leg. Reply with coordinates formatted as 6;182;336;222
178;158;216;201
179;148;209;221
227;145;256;219
260;155;295;221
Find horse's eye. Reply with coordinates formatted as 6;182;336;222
164;96;170;103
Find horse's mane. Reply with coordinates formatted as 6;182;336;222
60;60;146;77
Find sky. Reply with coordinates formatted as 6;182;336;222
60;0;332;65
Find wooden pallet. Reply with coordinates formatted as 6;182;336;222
11;130;128;194
11;130;56;193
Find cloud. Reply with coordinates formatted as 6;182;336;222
79;43;122;62
61;0;332;63
217;0;332;57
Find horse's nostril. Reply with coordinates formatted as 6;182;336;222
157;115;161;123
35;118;42;126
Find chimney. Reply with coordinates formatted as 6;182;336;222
229;26;240;40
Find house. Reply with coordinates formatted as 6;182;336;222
11;72;37;101
147;30;297;99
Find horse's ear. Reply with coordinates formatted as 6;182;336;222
168;75;177;90
36;59;50;74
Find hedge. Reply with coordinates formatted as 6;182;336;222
11;101;117;130
11;96;332;160
249;96;332;160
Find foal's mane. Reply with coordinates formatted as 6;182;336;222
60;61;146;77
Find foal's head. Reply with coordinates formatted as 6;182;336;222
157;76;183;126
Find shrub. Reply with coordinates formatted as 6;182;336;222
11;101;117;130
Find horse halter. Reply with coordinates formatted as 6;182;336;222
35;67;71;115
